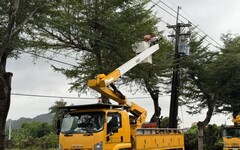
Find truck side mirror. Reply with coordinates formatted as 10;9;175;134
57;119;61;135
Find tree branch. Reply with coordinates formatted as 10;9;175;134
0;0;19;58
201;70;235;126
189;72;210;99
40;27;92;52
0;0;40;59
12;7;39;36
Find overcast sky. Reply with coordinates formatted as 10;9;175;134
6;0;240;128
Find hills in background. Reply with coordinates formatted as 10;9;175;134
6;113;53;129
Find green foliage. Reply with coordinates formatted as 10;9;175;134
178;33;240;148
26;0;160;93
35;132;59;149
128;37;174;92
5;121;58;149
0;0;51;148
180;33;240;121
24;1;171;126
49;99;67;132
159;116;181;128
160;117;169;128
0;0;49;58
184;125;198;150
204;124;223;150
23;0;175;127
184;124;223;150
179;35;219;114
215;33;240;117
21;121;51;138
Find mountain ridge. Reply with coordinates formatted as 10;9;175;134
6;113;53;129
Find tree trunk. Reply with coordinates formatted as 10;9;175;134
196;105;215;150
197;121;204;150
149;90;161;124
143;79;161;125
196;96;216;150
0;72;13;150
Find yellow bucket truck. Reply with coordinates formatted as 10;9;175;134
223;115;240;150
58;42;185;150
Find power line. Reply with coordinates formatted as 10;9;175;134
165;0;221;47
150;0;222;48
24;19;127;65
150;0;187;24
30;1;175;57
45;49;79;61
29;4;173;67
148;1;169;26
44;19;123;50
23;2;220;70
11;93;93;100
180;9;222;47
11;92;170;100
20;50;78;67
160;19;169;25
150;0;177;19
157;0;189;23
163;0;178;7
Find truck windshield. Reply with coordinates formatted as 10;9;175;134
223;128;240;138
61;112;105;134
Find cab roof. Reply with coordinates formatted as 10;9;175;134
224;125;240;129
58;103;129;110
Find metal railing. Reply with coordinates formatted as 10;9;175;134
136;128;185;135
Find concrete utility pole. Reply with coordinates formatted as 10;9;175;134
167;6;191;128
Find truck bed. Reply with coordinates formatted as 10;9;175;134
135;128;185;150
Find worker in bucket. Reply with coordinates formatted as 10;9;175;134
144;33;160;46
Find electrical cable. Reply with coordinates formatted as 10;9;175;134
43;19;124;50
27;1;173;59
20;50;78;67
157;0;190;23
180;9;222;47
28;3;172;66
150;0;177;19
24;2;218;71
44;49;79;61
150;0;222;48
11;92;170;100
11;93;94;100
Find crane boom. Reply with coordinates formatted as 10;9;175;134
87;43;159;127
117;44;159;78
88;44;159;88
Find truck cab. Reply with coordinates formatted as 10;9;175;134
223;126;240;150
59;103;132;150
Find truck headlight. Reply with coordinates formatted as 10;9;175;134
94;142;103;150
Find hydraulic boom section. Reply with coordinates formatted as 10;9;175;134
88;43;159;127
87;44;159;105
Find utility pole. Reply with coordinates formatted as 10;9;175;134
167;6;191;128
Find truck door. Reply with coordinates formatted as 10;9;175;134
106;112;124;144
